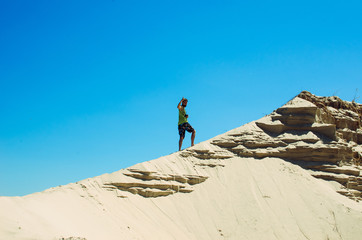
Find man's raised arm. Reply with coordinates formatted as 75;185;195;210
177;98;184;109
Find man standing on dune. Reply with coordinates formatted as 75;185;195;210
177;97;196;151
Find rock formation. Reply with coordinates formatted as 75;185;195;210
104;168;208;198
1;91;362;240
211;91;362;201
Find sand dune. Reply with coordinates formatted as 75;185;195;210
1;91;362;240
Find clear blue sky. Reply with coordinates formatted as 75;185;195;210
1;0;361;196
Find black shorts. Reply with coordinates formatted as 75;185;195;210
178;122;194;138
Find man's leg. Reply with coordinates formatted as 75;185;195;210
179;136;184;151
191;130;196;146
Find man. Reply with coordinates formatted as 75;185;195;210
177;97;196;151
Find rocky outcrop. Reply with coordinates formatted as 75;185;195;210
179;148;234;160
104;168;208;198
212;92;362;201
298;91;362;144
179;146;234;168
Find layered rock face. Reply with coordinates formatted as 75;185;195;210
104;168;208;198
212;91;362;200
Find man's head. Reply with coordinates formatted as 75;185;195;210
182;98;188;107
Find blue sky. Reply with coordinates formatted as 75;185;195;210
1;0;361;196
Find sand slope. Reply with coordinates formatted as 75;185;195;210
1;92;362;240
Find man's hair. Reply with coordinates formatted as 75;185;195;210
181;98;188;107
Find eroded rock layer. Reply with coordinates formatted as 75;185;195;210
211;92;362;201
298;91;362;144
104;168;208;198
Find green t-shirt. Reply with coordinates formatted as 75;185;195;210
178;108;188;125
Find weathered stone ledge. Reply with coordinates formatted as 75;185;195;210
104;169;208;198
